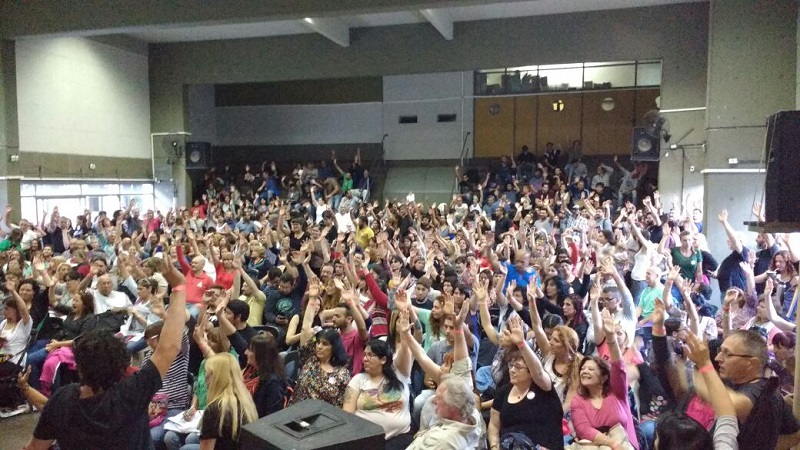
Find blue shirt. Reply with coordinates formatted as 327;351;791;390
503;261;536;290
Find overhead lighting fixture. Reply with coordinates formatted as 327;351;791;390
303;17;314;24
601;97;615;111
552;100;564;112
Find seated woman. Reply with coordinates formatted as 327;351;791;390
343;337;413;449
30;290;97;395
242;333;288;417
180;353;258;450
570;309;639;449
290;292;350;407
489;316;565;450
0;280;33;394
165;325;231;450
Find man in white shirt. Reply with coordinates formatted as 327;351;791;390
407;375;481;450
90;274;132;314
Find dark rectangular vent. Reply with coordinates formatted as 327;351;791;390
437;114;457;123
399;116;418;124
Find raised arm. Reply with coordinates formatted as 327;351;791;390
508;315;551;391
300;281;321;347
150;254;187;378
5;281;31;325
398;308;442;383
340;281;369;343
718;210;743;254
475;279;499;344
527;282;551;355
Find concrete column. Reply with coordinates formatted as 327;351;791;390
151;79;192;208
0;40;21;223
704;0;796;260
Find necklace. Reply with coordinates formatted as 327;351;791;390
511;385;530;401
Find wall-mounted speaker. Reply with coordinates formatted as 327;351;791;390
764;111;800;224
185;141;211;169
630;127;660;161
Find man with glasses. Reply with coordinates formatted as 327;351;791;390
695;330;800;450
585;261;636;349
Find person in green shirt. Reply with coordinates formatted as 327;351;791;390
0;229;23;253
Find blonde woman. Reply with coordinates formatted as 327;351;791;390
184;353;258;450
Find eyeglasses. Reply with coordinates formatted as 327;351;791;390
717;349;755;359
508;363;529;373
600;296;619;303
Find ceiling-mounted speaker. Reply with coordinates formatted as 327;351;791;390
185;141;211;169
630;127;660;161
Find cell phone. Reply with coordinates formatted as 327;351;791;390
766;270;778;279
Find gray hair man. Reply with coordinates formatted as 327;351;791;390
406;375;481;450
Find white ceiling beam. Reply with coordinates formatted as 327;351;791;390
419;8;453;40
301;17;350;47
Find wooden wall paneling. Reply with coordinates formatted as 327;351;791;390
513;96;537;156
536;93;582;152
474;97;515;158
582;90;636;156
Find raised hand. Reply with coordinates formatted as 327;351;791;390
307;277;321;298
718;209;729;223
684;330;712;368
394;288;409;311
397;308;412;334
601;309;616;338
507;316;525;346
442;294;455;317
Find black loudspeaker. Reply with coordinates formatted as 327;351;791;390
764;111;800;224
185;142;211;169
630;127;660;161
239;399;386;450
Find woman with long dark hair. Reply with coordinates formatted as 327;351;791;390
563;293;589;351
290;295;350;407
343;337;413;448
242;333;288;417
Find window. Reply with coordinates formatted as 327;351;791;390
399;116;418;124
21;181;156;225
437;114;457;123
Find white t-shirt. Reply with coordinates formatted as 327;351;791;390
0;318;32;364
336;212;356;234
348;368;411;439
91;289;132;314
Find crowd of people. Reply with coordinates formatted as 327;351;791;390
0;143;799;450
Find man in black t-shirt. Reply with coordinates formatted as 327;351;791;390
709;330;800;450
28;256;188;450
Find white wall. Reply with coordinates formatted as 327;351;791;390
382;71;474;160
210;71;473;160
15;37;151;158
215;103;383;146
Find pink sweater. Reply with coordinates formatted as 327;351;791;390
569;358;639;449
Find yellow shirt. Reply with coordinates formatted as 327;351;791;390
355;226;374;249
241;293;265;327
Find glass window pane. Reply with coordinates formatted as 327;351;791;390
82;183;120;195
584;61;634;67
21;184;36;197
20;197;37;224
35;183;81;197
539;67;583;91
637;62;662;86
584;64;636;89
120;183;148;194
102;196;122;214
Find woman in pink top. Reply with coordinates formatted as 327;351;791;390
570;309;639;449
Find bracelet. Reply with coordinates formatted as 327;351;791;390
698;364;715;374
172;285;186;292
516;341;527;349
652;325;666;335
722;306;730;313
453;327;464;334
